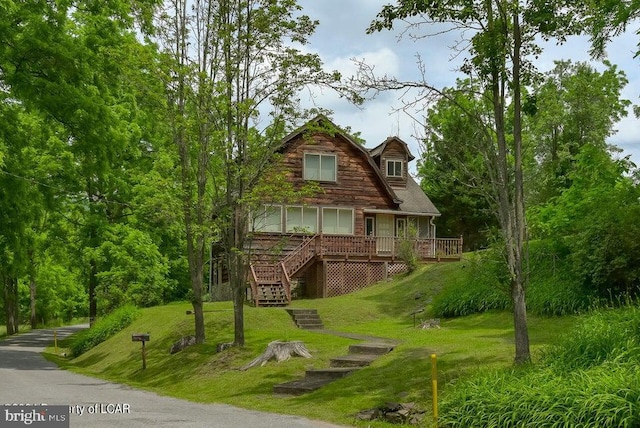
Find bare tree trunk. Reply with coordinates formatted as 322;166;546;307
29;274;37;329
511;6;530;364
3;276;19;335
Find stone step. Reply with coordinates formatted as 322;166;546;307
286;308;324;330
285;309;318;316
305;367;356;379
330;354;379;368
273;377;335;395
349;343;395;355
296;321;324;329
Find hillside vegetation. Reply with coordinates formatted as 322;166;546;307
46;258;606;427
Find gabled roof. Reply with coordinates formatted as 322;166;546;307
279;115;402;205
393;176;440;216
279;115;440;217
369;136;416;161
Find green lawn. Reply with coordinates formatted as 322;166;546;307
44;263;579;427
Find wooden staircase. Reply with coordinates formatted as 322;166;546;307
249;236;317;307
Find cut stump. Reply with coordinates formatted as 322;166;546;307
240;340;312;370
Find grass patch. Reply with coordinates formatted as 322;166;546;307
439;303;640;427
44;263;581;427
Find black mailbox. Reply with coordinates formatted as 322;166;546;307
132;333;150;342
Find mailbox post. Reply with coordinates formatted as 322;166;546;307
132;333;150;369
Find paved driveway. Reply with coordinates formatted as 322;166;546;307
0;326;347;427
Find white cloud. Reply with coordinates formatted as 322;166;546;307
296;1;640;167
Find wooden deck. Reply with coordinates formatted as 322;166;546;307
248;234;462;306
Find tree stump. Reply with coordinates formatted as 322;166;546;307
240;340;312;370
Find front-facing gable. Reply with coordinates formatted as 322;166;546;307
278;115;402;210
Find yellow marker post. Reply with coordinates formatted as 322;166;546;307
431;353;438;427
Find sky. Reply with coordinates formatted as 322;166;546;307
295;0;640;171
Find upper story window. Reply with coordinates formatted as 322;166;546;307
304;153;337;182
386;159;403;178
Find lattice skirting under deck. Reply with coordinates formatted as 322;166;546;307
325;261;407;297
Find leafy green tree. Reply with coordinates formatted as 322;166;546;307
530;144;640;298
361;0;594;363
155;0;342;345
526;60;631;204
419;79;499;250
1;0;172;325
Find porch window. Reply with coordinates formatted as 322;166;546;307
252;205;282;233
365;217;375;236
286;206;318;233
419;217;431;238
322;208;354;235
396;218;407;237
304;153;337;182
386;159;403;178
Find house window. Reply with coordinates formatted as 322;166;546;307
322;208;354;235
386;159;403;178
286;206;318;233
253;205;282;233
304;153;337;182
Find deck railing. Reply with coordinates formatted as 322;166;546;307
317;235;462;260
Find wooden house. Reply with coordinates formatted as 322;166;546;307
246;116;462;306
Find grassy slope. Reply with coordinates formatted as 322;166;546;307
45;263;578;427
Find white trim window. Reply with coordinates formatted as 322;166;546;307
286;206;318;233
386;159;403;178
304;153;337;182
252;205;283;233
322;208;354;235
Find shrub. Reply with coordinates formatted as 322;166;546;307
526;240;596;316
431;252;510;317
541;304;640;371
70;304;139;356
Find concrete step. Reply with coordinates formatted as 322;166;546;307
286;308;318;316
295;319;324;328
349;343;395;355
305;367;356;379
330;354;379;368
286;308;324;330
273;377;335;395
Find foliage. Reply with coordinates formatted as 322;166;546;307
439;303;640;428
94;224;173;314
431;252;511;317
526;60;631;204
432;240;599;318
542;304;640;371
397;226;420;273
69;304;139;356
530;144;640;300
420;80;499;250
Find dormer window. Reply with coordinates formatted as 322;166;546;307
304;153;337;182
386;159;403;178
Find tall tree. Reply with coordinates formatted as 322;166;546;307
359;0;583;363
526;60;631;204
1;0;164;325
155;0;341;345
419;79;499;250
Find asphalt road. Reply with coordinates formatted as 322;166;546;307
0;326;348;428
